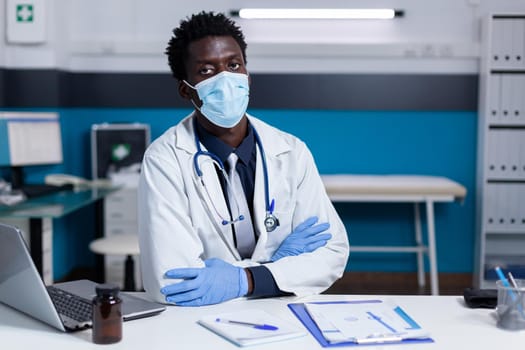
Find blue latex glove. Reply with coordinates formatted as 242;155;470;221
160;258;248;306
271;216;332;262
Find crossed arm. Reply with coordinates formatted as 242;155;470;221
160;216;332;306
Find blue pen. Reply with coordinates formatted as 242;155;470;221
366;311;397;333
494;266;525;318
494;266;516;301
215;318;279;331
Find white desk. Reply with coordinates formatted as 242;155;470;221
321;175;467;295
0;294;521;349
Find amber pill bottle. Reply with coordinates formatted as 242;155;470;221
92;284;123;344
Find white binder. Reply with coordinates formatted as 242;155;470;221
501;75;513;122
511;19;525;69
489;74;502;124
491;18;507;69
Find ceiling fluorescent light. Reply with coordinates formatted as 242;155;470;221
231;8;403;20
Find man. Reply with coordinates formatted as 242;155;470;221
138;11;349;306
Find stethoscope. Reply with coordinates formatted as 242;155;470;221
192;120;280;233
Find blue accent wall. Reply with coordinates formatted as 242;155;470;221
0;119;11;166
0;108;477;279
258;109;477;274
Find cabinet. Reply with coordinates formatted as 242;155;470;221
475;14;525;288
91;123;149;290
103;187;142;290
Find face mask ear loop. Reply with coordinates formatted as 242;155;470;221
190;98;203;114
182;79;196;90
183;80;203;113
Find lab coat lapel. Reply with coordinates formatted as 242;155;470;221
251;147;268;261
247;117;292;262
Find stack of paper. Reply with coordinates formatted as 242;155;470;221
198;309;307;347
289;299;433;346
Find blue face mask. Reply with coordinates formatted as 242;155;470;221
184;71;249;128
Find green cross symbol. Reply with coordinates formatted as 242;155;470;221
112;144;131;162
16;4;34;23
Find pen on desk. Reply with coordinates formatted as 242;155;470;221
215;318;279;331
366;311;397;333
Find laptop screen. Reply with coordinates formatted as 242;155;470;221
0;222;165;332
0;223;66;331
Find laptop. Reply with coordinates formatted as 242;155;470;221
0;222;166;332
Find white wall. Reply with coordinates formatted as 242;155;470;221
0;0;6;67
2;0;56;68
2;0;525;73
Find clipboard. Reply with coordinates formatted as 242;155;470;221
288;300;434;347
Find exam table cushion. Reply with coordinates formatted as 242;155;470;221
321;175;467;199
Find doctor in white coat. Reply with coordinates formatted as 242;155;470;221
138;11;349;306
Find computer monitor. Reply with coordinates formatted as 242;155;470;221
0;112;63;188
91;123;150;180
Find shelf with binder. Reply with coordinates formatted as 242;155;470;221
487;73;525;126
475;13;525;289
483;183;525;232
490;16;525;70
485;129;525;180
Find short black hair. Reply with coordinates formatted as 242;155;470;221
166;11;247;81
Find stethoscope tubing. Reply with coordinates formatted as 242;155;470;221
192;119;271;214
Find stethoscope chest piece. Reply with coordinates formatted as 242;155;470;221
264;213;279;232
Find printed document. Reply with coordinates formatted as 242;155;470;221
198;309;306;347
304;300;430;344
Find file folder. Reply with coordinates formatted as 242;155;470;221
288;301;434;347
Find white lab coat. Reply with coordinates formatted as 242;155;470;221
138;113;349;303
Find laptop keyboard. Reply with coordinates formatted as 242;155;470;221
47;286;92;322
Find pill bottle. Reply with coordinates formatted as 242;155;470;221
92;283;123;344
